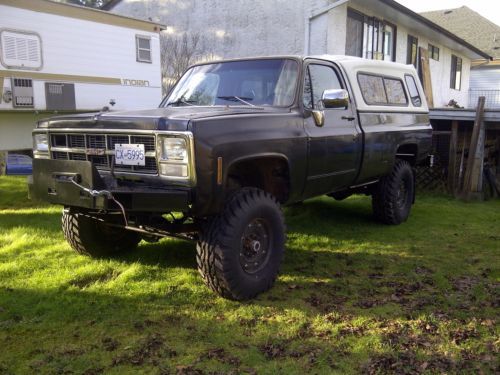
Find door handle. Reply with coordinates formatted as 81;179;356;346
342;116;356;121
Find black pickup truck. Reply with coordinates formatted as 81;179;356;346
30;56;432;300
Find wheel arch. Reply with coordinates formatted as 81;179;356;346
224;153;291;203
395;143;419;166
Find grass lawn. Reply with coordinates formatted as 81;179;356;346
0;176;498;374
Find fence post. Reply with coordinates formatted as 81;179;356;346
447;120;459;195
462;96;486;200
0;151;6;175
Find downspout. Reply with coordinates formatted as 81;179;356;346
304;0;350;55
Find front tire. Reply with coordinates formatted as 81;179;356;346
196;188;285;300
372;159;414;225
62;208;141;257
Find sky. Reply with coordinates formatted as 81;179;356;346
395;0;500;26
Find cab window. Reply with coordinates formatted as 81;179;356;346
303;64;343;109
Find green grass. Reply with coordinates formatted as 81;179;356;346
0;176;498;374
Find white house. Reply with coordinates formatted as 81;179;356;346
108;0;490;109
0;0;164;151
421;6;500;109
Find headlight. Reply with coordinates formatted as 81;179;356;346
161;138;187;162
33;133;49;158
158;135;193;180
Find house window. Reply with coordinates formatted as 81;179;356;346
346;9;364;58
357;73;408;106
450;55;462;90
407;35;418;67
428;44;440;61
345;8;396;62
383;23;396;62
136;35;152;63
0;30;42;70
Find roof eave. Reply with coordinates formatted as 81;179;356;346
378;0;492;60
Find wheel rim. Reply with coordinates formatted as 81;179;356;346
240;218;272;274
396;179;409;209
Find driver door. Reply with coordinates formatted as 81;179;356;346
302;61;362;198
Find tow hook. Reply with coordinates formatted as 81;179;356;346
69;177;128;226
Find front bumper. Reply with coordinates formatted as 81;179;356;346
29;159;191;212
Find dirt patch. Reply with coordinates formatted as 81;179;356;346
259;342;287;360
338;324;366;337
112;333;177;366
364;352;457;374
449;326;479;345
102;337;119;352
175;365;204;374
198;348;241;367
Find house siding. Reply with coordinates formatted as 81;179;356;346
470;66;500;108
343;2;471;107
112;0;474;107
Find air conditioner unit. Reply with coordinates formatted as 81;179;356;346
11;78;34;108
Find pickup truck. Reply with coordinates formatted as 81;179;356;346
30;55;432;300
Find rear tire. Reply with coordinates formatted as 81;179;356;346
62;208;141;257
196;188;285;300
372;159;414;225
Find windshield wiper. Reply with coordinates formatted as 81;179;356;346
166;97;197;107
217;95;256;107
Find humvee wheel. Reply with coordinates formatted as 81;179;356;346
62;207;141;257
372;159;414;225
196;188;285;300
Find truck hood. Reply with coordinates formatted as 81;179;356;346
40;106;289;131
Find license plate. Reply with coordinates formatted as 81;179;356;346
114;144;145;166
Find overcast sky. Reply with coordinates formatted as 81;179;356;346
396;0;500;26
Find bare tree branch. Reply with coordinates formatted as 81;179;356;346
160;32;216;94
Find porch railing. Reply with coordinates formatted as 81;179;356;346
469;89;500;109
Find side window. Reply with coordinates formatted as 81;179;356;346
358;73;408;106
303;64;343;109
358;74;386;104
404;75;422;107
384;78;407;105
136;35;152;63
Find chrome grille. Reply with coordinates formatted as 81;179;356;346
131;136;155;152
52;151;68;159
68;135;85;148
48;132;158;174
108;135;129;150
87;135;106;149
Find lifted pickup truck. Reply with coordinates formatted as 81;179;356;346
30;55;432;300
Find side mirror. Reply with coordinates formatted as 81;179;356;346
321;89;349;109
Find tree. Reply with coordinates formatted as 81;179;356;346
160;32;216;94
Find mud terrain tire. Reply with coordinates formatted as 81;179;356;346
62;208;141;257
196;188;285;300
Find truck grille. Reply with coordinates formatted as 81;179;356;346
49;133;157;174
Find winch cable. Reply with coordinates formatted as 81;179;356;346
69;177;128;227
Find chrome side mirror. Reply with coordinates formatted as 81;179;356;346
321;89;349;109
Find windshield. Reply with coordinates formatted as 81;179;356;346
163;59;299;107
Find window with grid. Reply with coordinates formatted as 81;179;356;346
136;35;152;63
